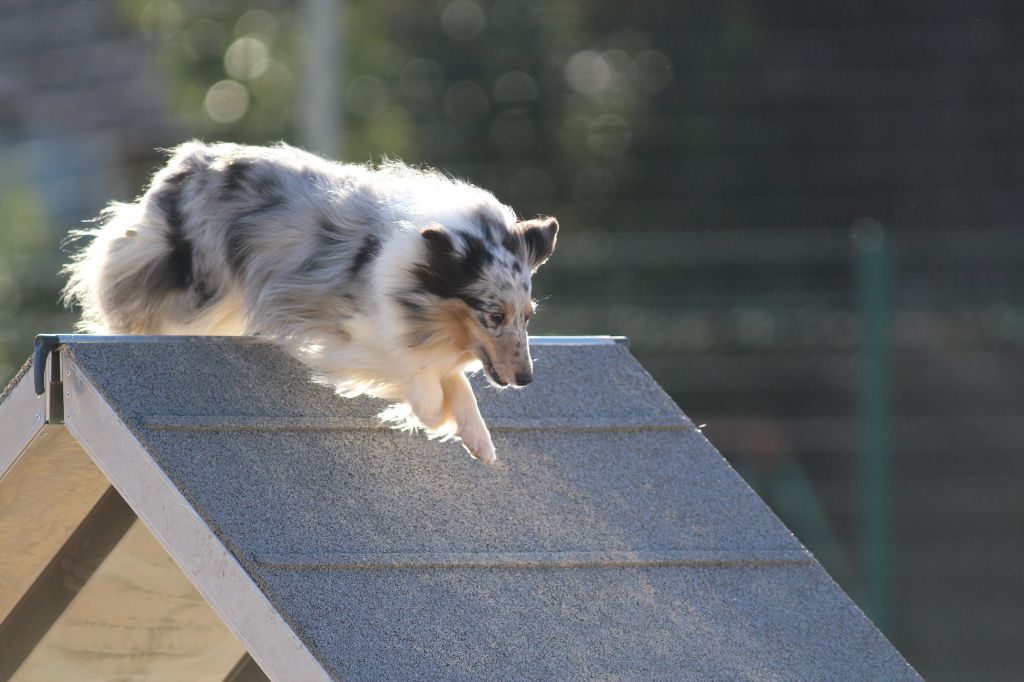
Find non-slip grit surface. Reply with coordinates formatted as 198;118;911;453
61;337;921;681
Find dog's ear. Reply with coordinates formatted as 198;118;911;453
420;224;455;257
516;217;559;271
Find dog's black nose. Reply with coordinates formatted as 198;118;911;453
514;372;533;386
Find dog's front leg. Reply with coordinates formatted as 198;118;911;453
404;370;451;432
442;372;496;463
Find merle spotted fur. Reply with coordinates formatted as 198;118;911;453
62;141;558;462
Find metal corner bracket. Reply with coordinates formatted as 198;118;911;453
33;334;64;424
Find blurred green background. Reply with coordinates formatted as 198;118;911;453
2;1;1023;679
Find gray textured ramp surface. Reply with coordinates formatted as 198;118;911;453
59;337;919;681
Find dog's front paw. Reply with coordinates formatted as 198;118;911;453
459;424;496;463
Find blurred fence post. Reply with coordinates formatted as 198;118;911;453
853;218;892;634
301;0;342;157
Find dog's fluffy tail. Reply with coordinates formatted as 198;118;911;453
61;201;179;334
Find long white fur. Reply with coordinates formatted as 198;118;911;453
62;141;558;462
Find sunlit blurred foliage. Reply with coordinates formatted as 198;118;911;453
0;0;673;374
116;0;300;141
0;152;58;380
112;0;673;226
0;0;668;375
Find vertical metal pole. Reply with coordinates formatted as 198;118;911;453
854;219;892;634
301;0;343;157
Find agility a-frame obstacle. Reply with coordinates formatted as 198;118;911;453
0;336;920;681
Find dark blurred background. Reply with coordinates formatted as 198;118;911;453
2;1;1022;679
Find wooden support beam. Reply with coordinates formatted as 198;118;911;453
0;487;135;679
223;654;272;682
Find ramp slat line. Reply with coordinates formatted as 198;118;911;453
253;549;813;571
142;415;692;433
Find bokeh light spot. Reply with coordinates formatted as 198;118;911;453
347;75;389;117
444;81;490;123
204;79;250;123
565;51;612;95
138;0;183;39
441;0;487;42
400;58;444;101
234;9;278;40
250;60;294;103
632;49;673;92
225;36;270;81
493;71;539;106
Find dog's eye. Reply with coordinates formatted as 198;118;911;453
489;312;505;326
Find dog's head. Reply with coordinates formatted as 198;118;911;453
414;216;558;387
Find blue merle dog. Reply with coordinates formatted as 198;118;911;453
63;141;558;462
